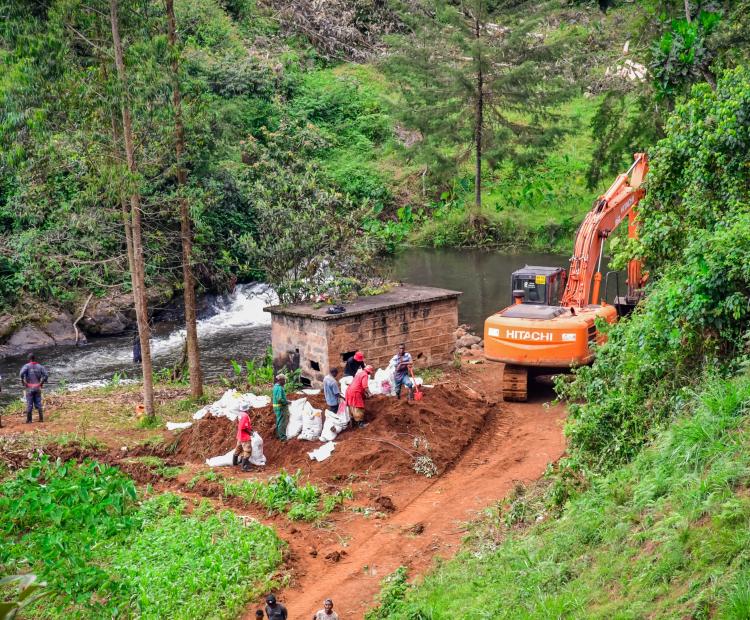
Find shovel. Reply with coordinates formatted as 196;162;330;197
409;367;423;402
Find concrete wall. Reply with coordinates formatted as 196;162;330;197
271;297;458;387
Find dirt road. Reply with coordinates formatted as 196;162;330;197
267;369;567;618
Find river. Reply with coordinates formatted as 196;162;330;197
0;249;612;405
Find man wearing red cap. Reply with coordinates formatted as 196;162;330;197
344;350;365;377
346;364;373;428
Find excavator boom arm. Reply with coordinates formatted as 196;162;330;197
560;153;649;308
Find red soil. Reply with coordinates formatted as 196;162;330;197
173;385;492;483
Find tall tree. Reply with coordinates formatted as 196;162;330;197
385;0;572;224
165;0;203;398
110;0;155;418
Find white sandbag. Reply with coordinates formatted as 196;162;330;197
243;393;270;409
286;398;309;439
302;388;321;395
194;389;269;421
249;431;266;466
320;409;350;442
206;449;235;467
308;441;336;462
340;375;354;397
299;407;323;441
166;421;192;431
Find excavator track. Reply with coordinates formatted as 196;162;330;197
502;364;528;402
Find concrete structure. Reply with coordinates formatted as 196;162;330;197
265;284;461;387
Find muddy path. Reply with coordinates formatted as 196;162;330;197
0;361;567;619
260;366;566;619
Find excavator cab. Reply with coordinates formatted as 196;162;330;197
510;266;566;307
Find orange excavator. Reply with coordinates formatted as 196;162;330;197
483;153;649;401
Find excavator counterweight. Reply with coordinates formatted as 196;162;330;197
484;153;649;401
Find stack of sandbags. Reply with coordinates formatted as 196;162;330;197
193;389;270;421
320;407;351;442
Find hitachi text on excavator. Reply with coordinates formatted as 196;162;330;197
483;153;649;401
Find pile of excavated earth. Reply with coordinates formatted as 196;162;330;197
171;384;492;481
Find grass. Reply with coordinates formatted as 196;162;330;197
0;458;283;619
368;372;750;618
122;455;183;479
187;468;353;522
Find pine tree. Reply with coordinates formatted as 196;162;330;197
165;0;203;398
385;0;573;225
110;0;155;419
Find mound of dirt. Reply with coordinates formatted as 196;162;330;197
172;414;236;462
173;384;493;482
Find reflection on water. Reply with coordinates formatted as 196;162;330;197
393;248;569;330
393;248;619;331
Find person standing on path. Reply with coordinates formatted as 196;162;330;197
264;594;288;620
233;404;253;472
391;343;415;402
272;374;289;441
344;351;365;377
323;367;341;411
346;364;373;429
312;599;339;620
20;353;48;423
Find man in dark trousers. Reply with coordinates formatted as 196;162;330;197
264;594;287;620
20;353;49;423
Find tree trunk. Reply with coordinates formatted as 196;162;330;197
166;0;203;398
472;14;483;226
110;0;155;418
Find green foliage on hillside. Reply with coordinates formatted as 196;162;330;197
370;372;750;618
368;61;750;619
559;66;750;472
0;0;396;310
0;458;282;618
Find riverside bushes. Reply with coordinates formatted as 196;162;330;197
0;458;283;619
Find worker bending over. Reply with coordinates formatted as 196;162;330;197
233;404;253;472
391;343;415;402
346;364;373;429
20;353;49;423
272;374;288;441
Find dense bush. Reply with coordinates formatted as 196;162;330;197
559;66;750;472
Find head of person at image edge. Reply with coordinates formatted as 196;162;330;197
264;594;287;620
313;598;338;620
344;350;365;377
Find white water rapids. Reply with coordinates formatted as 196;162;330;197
0;284;277;404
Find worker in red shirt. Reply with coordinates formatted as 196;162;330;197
233;405;253;472
346;365;373;429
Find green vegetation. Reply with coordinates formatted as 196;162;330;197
369;374;750;618
559;66;750;473
225;347;302;392
0;458;283;619
188;468;352;522
367;56;750;620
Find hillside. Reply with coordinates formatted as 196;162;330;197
367;64;750;618
0;0;712;319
